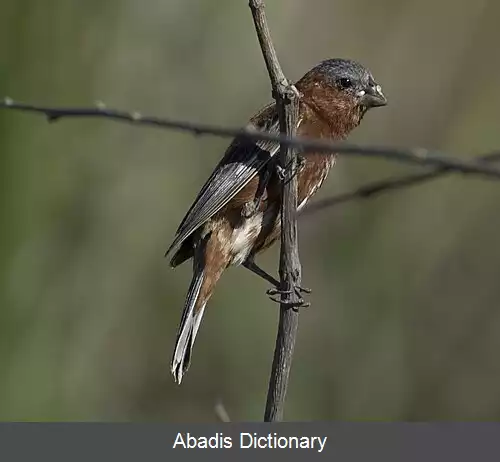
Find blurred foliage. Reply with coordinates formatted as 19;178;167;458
1;0;500;421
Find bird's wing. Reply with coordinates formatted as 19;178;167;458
165;103;281;259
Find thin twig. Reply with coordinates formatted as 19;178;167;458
2;98;500;180
302;151;500;216
214;400;231;422
249;0;302;422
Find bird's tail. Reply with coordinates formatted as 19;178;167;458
171;234;225;384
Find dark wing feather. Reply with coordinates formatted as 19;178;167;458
165;103;280;260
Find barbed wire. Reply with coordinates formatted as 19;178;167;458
2;98;500;187
302;150;500;215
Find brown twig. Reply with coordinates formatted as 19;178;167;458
249;0;303;422
302;151;500;216
2;98;500;180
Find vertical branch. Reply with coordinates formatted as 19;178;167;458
248;0;303;422
265;95;301;422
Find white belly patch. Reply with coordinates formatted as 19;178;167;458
230;212;263;265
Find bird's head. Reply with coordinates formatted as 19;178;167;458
296;58;387;134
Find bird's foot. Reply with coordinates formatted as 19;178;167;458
266;285;311;308
267;285;311;296
276;155;306;183
242;259;310;307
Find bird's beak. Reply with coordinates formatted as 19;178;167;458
358;84;387;108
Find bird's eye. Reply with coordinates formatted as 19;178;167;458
338;77;353;89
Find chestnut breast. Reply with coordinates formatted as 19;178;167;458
249;104;338;255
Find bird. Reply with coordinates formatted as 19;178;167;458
165;58;387;384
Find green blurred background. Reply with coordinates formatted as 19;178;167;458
1;0;500;422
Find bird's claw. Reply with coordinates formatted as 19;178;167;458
276;164;287;181
276;155;306;183
268;295;310;309
266;285;311;296
266;285;311;308
297;285;312;294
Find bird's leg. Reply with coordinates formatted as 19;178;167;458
243;259;311;307
243;259;280;287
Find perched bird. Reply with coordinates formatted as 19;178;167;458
166;58;387;384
